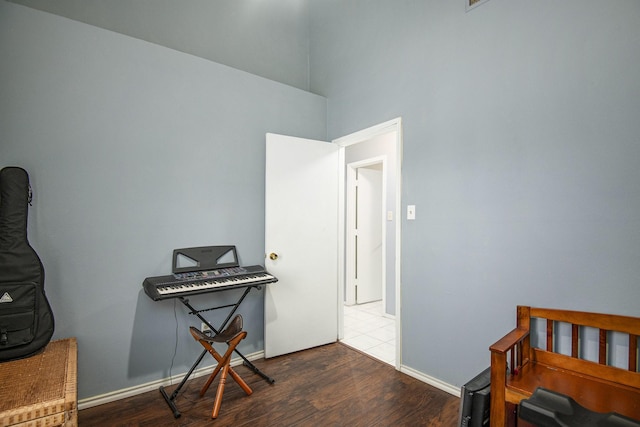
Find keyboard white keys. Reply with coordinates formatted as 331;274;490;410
157;273;274;296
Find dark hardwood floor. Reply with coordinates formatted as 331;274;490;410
79;343;460;426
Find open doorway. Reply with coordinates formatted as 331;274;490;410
333;118;402;368
346;159;385;305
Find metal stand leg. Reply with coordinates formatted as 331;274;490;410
241;352;275;384
159;348;208;418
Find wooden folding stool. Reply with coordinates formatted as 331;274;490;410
189;314;252;419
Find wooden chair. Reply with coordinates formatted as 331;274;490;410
489;306;640;427
189;315;253;419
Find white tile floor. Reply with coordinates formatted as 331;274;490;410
341;300;396;366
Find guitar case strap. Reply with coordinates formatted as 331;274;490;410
0;167;55;361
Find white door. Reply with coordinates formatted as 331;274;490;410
264;133;340;358
355;166;383;303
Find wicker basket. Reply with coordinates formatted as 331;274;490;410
0;338;77;427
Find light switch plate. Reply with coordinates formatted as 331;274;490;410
407;205;416;220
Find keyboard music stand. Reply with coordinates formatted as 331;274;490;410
159;284;275;419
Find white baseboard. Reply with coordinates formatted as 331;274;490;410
78;350;264;410
400;364;462;398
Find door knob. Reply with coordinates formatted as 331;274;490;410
269;252;278;260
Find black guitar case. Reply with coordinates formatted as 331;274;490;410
0;167;54;361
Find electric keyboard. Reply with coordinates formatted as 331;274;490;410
143;264;277;301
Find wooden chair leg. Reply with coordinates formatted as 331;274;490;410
210;363;252;418
201;357;223;396
198;342;223;396
212;365;230;418
220;334;252;394
229;365;253;396
198;336;252;397
204;363;252;397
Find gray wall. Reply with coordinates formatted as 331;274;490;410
309;0;640;386
0;1;326;399
3;0;640;401
7;0;311;91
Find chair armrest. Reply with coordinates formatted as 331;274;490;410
490;327;529;354
490;327;529;427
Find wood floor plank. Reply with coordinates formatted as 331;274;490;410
79;343;460;426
